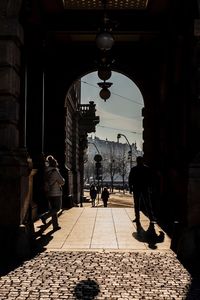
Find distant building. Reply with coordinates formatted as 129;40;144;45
84;136;143;187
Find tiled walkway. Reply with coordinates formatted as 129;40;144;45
34;208;171;251
0;207;198;299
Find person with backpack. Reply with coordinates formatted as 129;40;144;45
41;155;65;230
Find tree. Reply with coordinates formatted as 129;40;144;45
117;146;129;193
105;143;119;192
84;159;95;184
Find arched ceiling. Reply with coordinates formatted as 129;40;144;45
23;0;173;45
22;0;196;84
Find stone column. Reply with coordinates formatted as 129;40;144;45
0;1;33;260
176;18;200;271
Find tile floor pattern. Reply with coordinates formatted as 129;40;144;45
0;251;193;299
34;208;171;251
1;206;199;299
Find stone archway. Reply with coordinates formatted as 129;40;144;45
1;0;200;265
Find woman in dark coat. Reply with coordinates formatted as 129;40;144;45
101;187;110;207
90;185;97;207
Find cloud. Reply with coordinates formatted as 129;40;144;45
96;107;142;132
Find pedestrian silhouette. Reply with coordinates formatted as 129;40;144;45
128;156;155;224
101;187;110;207
90;185;97;207
40;155;65;230
74;279;100;299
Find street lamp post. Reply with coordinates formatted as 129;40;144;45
88;141;102;203
117;133;132;169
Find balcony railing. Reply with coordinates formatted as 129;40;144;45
78;101;100;133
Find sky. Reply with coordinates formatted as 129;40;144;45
81;71;144;150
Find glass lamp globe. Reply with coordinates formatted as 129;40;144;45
96;32;114;51
99;88;111;101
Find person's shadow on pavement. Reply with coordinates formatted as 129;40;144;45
133;222;165;249
74;278;100;299
32;229;55;256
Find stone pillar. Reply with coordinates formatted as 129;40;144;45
0;1;33;260
187;154;200;227
72;112;80;206
176;154;200;272
176;20;200;272
79;134;88;199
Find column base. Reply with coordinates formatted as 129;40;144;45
0;148;35;261
0;223;34;262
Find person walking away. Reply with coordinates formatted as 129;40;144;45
41;155;65;230
128;156;155;224
101;187;110;207
90;185;97;207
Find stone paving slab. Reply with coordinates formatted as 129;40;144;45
34;208;171;251
1;205;199;299
0;251;196;299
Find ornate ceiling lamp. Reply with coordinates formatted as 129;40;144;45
96;0;115;101
98;81;113;101
95;0;115;49
98;68;112;81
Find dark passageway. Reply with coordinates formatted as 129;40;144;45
0;2;200;299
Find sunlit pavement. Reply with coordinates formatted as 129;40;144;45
34;207;171;251
0;251;192;299
83;190;134;208
0;193;198;299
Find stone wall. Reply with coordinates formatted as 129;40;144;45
0;1;33;260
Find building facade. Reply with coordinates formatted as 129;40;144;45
85;136;142;186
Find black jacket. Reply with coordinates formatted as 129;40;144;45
101;189;109;200
129;164;152;193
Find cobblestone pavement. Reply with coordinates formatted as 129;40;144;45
0;250;199;300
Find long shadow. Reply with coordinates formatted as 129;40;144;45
0;210;65;275
74;279;100;300
0;257;23;276
31;209;64;255
133;222;165;249
33;227;55;253
0;226;56;276
133;223;200;298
